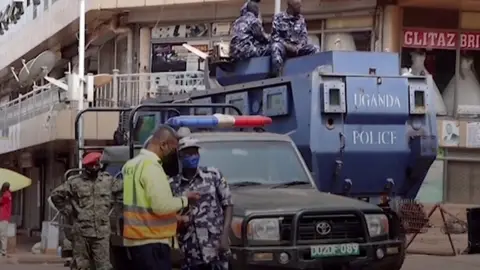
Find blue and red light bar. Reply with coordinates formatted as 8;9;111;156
166;114;272;128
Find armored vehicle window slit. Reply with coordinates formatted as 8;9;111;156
329;88;341;106
414;91;425;108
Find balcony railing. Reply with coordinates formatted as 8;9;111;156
0;78;67;132
95;70;206;107
0;71;207;132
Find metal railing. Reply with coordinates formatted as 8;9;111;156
0;71;207;132
95;70;206;107
0;78;68;132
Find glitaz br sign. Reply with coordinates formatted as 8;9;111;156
403;29;480;50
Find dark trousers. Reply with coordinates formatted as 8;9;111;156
184;262;227;270
186;264;215;270
128;243;172;270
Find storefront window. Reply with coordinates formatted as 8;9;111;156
322;31;372;51
151;23;210;73
321;17;373;51
263;16;373;51
151;43;187;72
151;24;210;40
263;16;374;52
459;12;480;118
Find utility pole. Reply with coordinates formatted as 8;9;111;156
77;0;85;168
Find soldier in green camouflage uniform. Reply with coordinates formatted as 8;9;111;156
62;214;76;268
62;238;74;268
51;152;123;270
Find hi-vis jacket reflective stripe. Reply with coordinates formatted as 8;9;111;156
122;158;178;240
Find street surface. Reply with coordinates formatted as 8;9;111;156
1;255;480;269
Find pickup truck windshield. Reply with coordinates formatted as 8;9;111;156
197;141;311;185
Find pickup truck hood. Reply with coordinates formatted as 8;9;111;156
231;185;380;215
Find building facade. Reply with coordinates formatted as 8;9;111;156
0;0;479;233
391;1;480;205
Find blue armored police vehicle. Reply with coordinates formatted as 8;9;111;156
155;48;438;205
69;49;437;270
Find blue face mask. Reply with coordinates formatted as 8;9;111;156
181;155;200;169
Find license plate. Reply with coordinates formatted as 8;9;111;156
311;243;360;258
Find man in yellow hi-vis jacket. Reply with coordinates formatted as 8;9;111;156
122;125;200;270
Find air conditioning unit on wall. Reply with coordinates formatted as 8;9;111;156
19;152;33;168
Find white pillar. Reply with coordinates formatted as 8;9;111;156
77;0;86;168
139;27;152;73
274;0;281;14
139;27;152;100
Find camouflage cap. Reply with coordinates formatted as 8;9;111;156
177;127;192;138
178;136;200;151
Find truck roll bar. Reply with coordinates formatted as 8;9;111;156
75;107;182;165
64;168;83;181
74;107;182;143
127;103;243;158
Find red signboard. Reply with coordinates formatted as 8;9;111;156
403;29;480;50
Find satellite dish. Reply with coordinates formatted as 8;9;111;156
17;58;35;84
182;44;208;60
22;50;56;85
94;74;113;87
44;76;68;91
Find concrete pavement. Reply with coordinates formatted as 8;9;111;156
0;265;64;270
1;255;480;269
0;252;64;265
404;254;480;269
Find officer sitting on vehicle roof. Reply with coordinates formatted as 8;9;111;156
271;0;319;76
230;0;271;62
240;0;261;19
170;137;234;270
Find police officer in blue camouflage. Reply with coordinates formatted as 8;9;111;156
230;0;270;61
240;0;261;18
170;137;234;270
271;0;319;75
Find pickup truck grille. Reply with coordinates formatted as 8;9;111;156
297;213;365;243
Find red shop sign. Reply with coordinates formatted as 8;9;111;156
403;29;480;50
